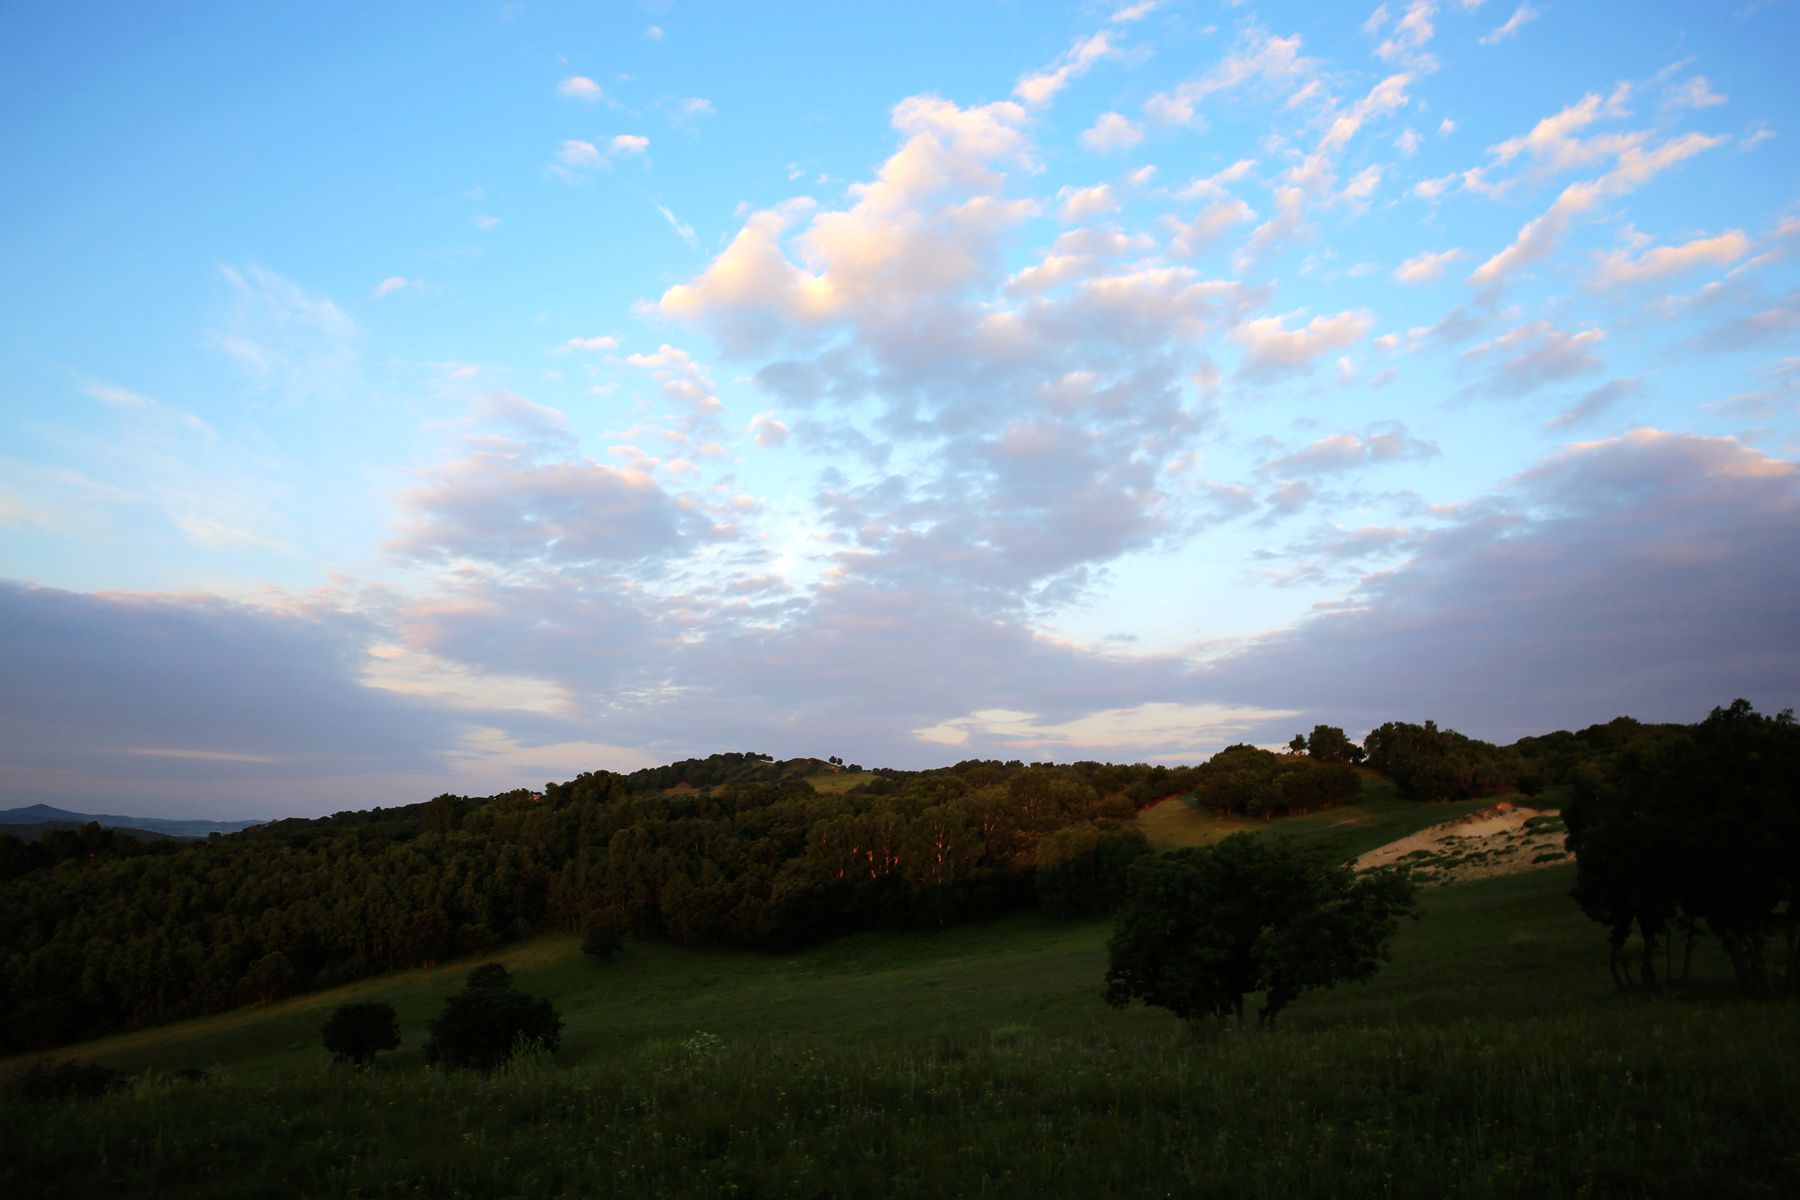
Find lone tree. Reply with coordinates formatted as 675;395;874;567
1564;700;1798;997
581;908;629;962
1104;834;1416;1029
424;966;562;1072
321;1001;401;1067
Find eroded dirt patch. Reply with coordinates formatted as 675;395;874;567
1355;803;1570;885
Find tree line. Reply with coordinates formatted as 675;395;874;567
0;712;1706;1053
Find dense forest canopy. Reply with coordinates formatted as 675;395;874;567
0;714;1707;1053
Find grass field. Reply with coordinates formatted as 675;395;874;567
8;797;1797;1197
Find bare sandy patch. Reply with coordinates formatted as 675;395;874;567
1355;802;1571;885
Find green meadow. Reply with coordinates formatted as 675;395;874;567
7;794;1796;1197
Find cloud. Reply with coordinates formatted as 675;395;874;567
610;134;650;155
1666;75;1726;110
388;396;697;568
213;265;358;401
915;701;1297;754
1233;310;1375;380
1109;1;1159;21
658;95;1036;351
1197;431;1800;742
558;76;604;101
1015;31;1119;107
1393;247;1466;283
749;413;790;446
1057;184;1119;222
1146;26;1315;125
0;582;457;806
1374;1;1439;68
654;202;698;249
369;276;414;301
1175;159;1256;200
561;335;619;352
1469;131;1726;287
1463;320;1604;394
1167;199;1257;258
556;139;604;169
1479;4;1540;45
473;215;501;231
1081;112;1144;153
1590;230;1750;287
1261;427;1439;476
1545;377;1643;430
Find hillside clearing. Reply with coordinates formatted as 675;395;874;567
1357;802;1572;884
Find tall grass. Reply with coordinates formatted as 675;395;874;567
10;1001;1797;1198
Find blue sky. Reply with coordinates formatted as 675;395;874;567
2;1;1797;817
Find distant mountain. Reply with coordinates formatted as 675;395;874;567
0;803;262;839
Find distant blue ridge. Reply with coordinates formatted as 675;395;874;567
0;802;262;839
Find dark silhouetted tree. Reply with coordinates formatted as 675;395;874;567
1304;725;1361;764
581;909;628;961
425;967;562;1072
1105;834;1416;1029
1565;700;1799;997
321;1001;401;1066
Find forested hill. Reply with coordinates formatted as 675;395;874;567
0;718;1679;1054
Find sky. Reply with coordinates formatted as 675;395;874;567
2;1;1797;819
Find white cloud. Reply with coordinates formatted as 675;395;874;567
557;139;603;167
1147;27;1315;125
562;335;619;352
1175;159;1256;200
369;276;413;301
557;76;604;101
915;702;1298;754
654;202;698;249
1081;111;1144;152
1393;247;1466;283
1375;1;1438;67
1234;310;1375;380
1167;198;1257;258
645;25;664;41
1463;320;1604;393
1480;4;1540;45
749;413;790;446
1109;1;1159;22
1057;183;1119;222
1591;231;1750;287
1469;132;1726;287
473;214;500;231
610;134;650;155
1015;31;1118;107
1666;75;1727;110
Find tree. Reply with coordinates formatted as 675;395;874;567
321;1001;400;1067
1288;733;1308;756
1104;834;1416;1029
581;908;628;962
1304;724;1362;764
465;963;513;991
424;966;562;1072
1564;700;1798;997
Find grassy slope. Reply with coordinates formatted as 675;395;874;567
9;784;1799;1198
